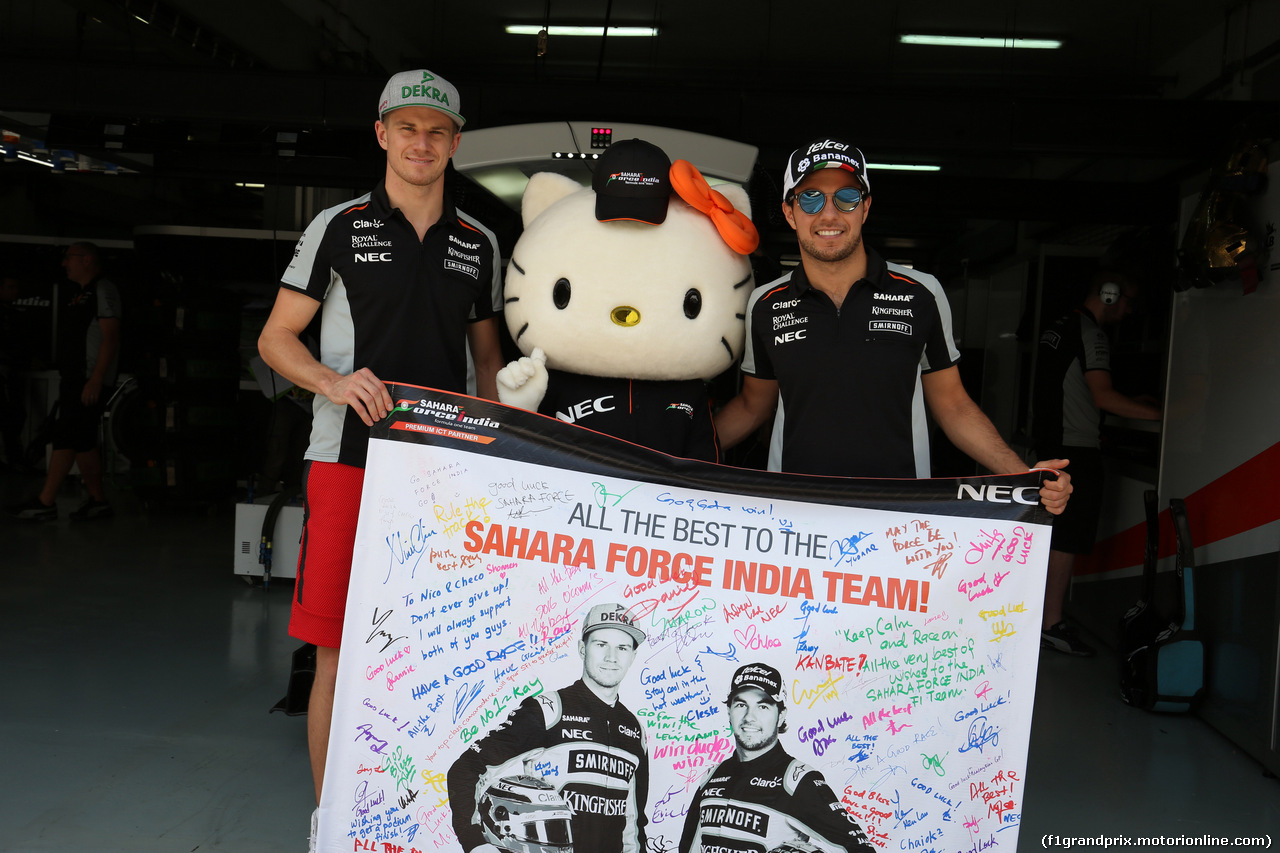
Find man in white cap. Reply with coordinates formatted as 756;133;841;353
679;663;873;853
257;68;505;840
714;136;1070;515
449;603;651;853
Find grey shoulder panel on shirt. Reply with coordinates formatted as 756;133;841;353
280;192;373;292
741;272;794;376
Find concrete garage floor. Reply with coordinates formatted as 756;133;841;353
2;472;1276;853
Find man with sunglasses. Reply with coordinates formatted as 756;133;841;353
716;137;1070;514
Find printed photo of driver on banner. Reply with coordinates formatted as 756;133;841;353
447;603;650;853
679;663;874;853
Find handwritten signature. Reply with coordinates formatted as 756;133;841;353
957;716;1000;754
366;608;407;653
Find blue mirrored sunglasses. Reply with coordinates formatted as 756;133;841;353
793;187;864;214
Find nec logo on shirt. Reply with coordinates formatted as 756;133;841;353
556;396;615;424
355;252;392;263
774;329;807;345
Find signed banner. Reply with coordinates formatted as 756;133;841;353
319;385;1051;853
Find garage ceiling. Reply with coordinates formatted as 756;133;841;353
2;0;1278;270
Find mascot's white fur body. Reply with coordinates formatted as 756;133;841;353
496;171;754;461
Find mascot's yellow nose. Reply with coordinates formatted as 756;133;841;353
611;306;641;327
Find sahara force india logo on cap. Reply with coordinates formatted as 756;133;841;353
605;171;662;188
401;71;451;107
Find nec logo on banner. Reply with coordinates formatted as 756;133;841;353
355;252;392;263
956;484;1039;505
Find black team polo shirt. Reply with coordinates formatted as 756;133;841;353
742;249;960;478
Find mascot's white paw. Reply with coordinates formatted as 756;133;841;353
496;347;549;411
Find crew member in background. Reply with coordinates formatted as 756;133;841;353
8;242;121;521
1034;272;1161;656
257;68;505;850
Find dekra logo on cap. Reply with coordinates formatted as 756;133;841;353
598;610;633;625
402;71;451;107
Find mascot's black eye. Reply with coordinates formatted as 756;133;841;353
683;288;702;319
553;278;571;309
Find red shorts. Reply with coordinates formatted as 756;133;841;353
290;460;365;648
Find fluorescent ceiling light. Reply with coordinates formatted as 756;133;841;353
17;152;55;168
899;34;1062;49
868;163;941;172
506;25;659;37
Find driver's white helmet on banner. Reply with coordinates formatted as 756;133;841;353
479;774;575;853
